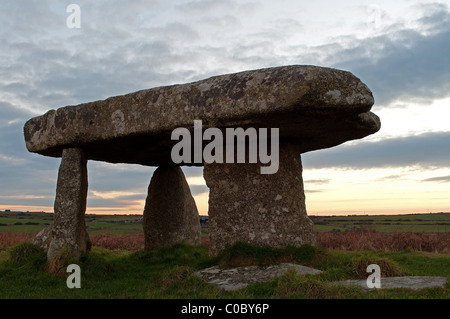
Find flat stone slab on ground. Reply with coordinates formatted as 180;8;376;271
196;264;448;292
332;276;448;290
195;263;322;291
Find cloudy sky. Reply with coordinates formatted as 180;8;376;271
1;0;449;216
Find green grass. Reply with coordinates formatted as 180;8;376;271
212;242;317;267
1;211;448;299
2;212;449;236
85;221;143;235
312;213;450;233
0;211;144;235
0;242;448;299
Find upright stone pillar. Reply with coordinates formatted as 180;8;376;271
204;143;315;256
46;148;90;260
143;166;201;250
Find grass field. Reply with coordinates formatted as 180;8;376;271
0;211;449;300
311;213;450;233
1;211;449;235
1;211;449;252
0;242;449;299
0;211;144;235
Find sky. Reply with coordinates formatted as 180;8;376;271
0;0;449;216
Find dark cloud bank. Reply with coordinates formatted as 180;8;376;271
302;131;450;170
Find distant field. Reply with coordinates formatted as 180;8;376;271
0;211;449;235
310;213;450;233
0;211;143;235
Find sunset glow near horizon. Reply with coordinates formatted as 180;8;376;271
1;1;449;217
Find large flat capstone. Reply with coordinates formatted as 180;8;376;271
24;65;380;165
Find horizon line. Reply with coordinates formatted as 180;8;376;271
1;209;449;217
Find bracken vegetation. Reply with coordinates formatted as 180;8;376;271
0;232;33;250
1;231;449;253
315;230;450;253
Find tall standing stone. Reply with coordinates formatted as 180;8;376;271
204;142;315;256
46;148;90;260
143;166;201;250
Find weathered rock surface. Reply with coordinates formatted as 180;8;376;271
143;166;201;249
32;223;91;256
196;265;447;292
24;65;380;166
196;263;322;291
40;148;90;259
204;143;315;256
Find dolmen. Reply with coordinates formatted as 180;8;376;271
24;65;380;260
